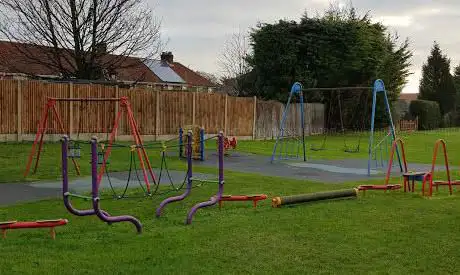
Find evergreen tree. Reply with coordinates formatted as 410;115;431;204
453;64;460;125
419;42;456;116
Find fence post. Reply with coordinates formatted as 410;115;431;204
69;82;74;137
224;94;228;135
192;91;196;126
16;80;22;141
155;90;160;140
114;85;119;141
252;96;257;140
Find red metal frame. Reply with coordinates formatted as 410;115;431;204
427;139;453;197
384;138;409;185
0;219;68;239
24;96;156;193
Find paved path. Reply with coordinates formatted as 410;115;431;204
194;152;441;183
0;152;449;206
0;169;210;206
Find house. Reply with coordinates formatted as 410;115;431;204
397;93;418;119
0;40;216;92
399;93;418;103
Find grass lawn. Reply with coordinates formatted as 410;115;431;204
1;172;460;274
1;130;460;274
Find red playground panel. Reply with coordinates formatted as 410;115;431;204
0;219;68;240
218;194;268;208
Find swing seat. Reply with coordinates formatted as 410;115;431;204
97;152;109;164
344;146;359;153
310;144;325;151
68;144;81;158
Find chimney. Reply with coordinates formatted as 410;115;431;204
161;51;174;64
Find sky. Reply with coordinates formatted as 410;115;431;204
154;0;460;94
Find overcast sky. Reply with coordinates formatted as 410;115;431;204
154;0;460;94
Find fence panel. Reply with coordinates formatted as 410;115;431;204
0;80;18;134
255;100;282;139
119;88;156;135
159;91;193;135
195;93;225;134
22;81;70;134
227;96;254;136
73;84;116;136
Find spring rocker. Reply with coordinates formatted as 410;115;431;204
156;130;225;224
218;194;267;208
61;136;142;233
0;219;68;240
385;138;432;196
179;126;205;161
223;136;237;156
272;189;358;208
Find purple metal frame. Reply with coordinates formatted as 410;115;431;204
156;130;193;217
186;131;224;224
61;135;142;233
90;137;142;233
62;135;99;216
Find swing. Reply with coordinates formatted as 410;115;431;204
68;141;81;158
310;90;339;151
340;90;370;154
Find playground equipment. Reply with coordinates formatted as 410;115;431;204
272;80;402;176
425;139;453;197
218;194;267;208
367;80;402;175
385;138;434;197
223;136;237;156
179;126;205;161
0;219;68;239
357;184;401;193
156;130;224;225
62;136;142;233
303;87;371;153
271;82;306;162
271;189;358;208
25;96;156;194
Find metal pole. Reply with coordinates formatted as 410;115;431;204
156;130;193;217
186;131;224;224
91;136;142;233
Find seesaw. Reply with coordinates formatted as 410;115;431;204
218;194;268;208
0;219;68;239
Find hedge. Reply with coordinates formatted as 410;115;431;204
409;100;441;130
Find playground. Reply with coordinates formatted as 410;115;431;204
2;82;460;274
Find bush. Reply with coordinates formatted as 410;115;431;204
409;100;441;130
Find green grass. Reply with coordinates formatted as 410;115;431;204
238;128;460;164
1;172;460;274
2;130;460;274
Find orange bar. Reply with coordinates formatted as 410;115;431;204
218;194;268;208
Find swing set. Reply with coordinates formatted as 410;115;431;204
24;96;156;193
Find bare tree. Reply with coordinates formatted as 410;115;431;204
196;71;221;86
218;29;251;96
0;0;162;80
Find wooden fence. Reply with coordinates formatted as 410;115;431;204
0;80;324;141
398;118;418;132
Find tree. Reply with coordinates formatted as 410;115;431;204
196;71;221;86
419;42;456;116
217;29;252;96
453;64;460;125
0;0;162;80
245;5;412;103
